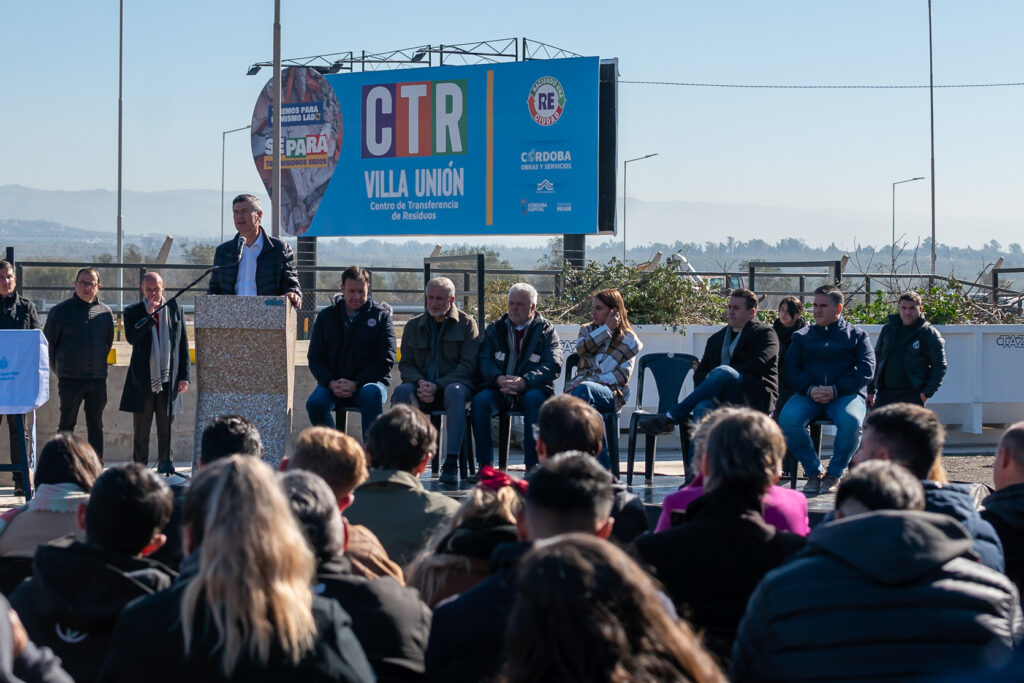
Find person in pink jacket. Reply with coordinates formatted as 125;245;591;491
656;473;810;536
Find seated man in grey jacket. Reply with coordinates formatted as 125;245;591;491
393;277;480;485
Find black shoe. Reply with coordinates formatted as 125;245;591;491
156;460;176;476
637;414;676;436
13;487;24;498
439;461;459;485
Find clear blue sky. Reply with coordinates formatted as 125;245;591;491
2;1;1022;248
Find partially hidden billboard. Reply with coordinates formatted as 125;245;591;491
251;57;600;237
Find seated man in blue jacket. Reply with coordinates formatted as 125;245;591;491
778;284;875;494
306;266;396;439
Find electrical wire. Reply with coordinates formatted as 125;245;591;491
620;80;1024;89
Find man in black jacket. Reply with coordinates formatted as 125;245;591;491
426;453;614;683
207;193;301;307
281;470;431;682
471;283;561;470
0;259;40;495
535;394;648;544
42;267;114;460
983;421;1024;606
10;465;176;683
307;266;396;439
867;290;947;408
637;289;778;435
119;272;190;474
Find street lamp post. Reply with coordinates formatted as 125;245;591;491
623;153;658;263
221;125;252;242
891;176;925;270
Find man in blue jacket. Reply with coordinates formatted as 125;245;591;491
779;284;875;494
306;267;396;439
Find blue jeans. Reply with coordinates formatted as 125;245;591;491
570;381;616;469
306;382;388;439
392;382;472;459
778;393;866;479
667;365;743;424
471;387;547;469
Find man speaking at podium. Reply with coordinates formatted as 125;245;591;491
208;193;302;307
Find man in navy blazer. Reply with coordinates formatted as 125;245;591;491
207;193;301;307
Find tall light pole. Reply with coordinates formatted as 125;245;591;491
271;0;282;238
623;153;658;262
221;125;252;242
891;176;925;270
927;0;937;277
116;0;124;316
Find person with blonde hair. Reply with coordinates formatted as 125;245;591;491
100;456;374;682
565;288;643;468
500;534;724;683
407;466;525;607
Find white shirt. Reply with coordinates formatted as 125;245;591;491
234;232;264;296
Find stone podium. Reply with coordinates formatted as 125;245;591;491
191;296;295;468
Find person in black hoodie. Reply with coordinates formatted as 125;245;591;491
535;394;649;544
10;465;176;683
281;470;431;682
306;266;396;439
772;295;807;414
426;453;614;683
983;421;1024;605
634;408;805;665
867;290;947;409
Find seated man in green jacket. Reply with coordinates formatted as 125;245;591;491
345;405;460;567
393;277;480;484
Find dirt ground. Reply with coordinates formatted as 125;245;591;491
941;451;997;487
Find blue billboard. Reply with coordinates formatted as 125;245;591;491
250;57;600;237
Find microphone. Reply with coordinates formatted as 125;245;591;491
236;236;245;264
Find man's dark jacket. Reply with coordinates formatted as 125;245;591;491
634;486;804;664
868;313;947;397
924;481;1004;573
0;291;39;330
9;541;176;683
207;229;301;297
315;555;431;682
98;579;374;683
784;318;875;399
983;483;1024;606
119;299;190;415
477;314;561;395
308;295;396;388
694;319;779;414
399;306;479;391
42;294;114;379
610;479;649;544
426;541;528;683
729;510;1022;682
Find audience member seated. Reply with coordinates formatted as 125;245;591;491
393;276;479;485
778;284;875;494
501;534;724;683
635;407;806;665
564;288;642;468
0;434;101;593
149;414;265;571
287;426;404;583
100;456;374;682
982;421;1024;605
281;470;431;682
0;593;72;683
850;402;1004;571
655;410;809;536
730;460;1022;682
405;466;524;608
535;394;648;543
426;453;614;683
10;465;175;683
472;282;561;472
346;405;460;567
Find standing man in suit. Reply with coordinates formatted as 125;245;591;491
120;272;191;474
638;288;779;435
207;193;301;307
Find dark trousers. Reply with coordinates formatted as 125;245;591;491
132;390;173;468
874;389;925;409
57;377;107;459
0;415;27;487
